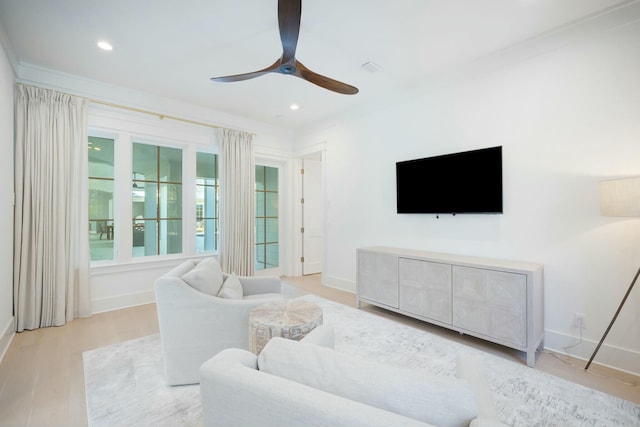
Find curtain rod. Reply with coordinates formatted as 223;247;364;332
17;82;256;134
89;98;222;130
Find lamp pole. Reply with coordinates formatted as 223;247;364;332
585;264;640;370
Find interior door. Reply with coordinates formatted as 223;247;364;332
302;156;323;275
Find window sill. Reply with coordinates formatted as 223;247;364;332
90;253;217;276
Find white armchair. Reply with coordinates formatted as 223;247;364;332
154;257;283;385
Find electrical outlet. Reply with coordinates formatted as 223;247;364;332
574;313;586;330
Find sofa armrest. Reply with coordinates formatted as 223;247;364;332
200;349;434;427
230;275;281;296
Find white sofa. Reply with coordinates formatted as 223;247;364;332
154;257;283;385
200;325;508;427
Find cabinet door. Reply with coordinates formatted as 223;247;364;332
486;270;527;346
357;251;398;308
452;266;526;347
399;258;452;324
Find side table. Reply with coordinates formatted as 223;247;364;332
249;299;323;354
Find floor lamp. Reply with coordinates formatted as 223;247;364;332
585;177;640;370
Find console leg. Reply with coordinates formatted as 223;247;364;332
527;350;536;367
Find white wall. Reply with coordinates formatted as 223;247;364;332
296;19;640;374
0;32;15;361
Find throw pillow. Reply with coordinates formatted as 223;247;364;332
181;257;224;296
217;273;244;299
258;337;477;427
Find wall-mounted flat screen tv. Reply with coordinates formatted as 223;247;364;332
396;146;503;214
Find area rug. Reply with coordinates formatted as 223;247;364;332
83;295;640;427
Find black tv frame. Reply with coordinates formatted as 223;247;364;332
396;146;503;215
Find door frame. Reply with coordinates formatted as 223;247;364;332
293;143;326;278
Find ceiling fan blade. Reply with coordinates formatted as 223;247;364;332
210;59;281;83
209;1;359;95
295;61;359;95
278;0;301;65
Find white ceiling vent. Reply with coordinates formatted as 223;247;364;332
361;61;383;73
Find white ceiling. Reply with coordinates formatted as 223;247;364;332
0;0;634;130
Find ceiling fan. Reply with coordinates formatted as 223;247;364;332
210;0;359;95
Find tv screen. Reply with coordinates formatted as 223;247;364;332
396;146;503;214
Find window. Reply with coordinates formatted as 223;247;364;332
196;152;219;252
88;127;220;263
255;165;279;271
88;137;115;261
88;109;280;268
132;142;183;257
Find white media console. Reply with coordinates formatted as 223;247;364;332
356;246;544;367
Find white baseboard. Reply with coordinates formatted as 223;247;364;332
91;290;155;314
544;329;640;376
322;274;356;294
0;315;15;363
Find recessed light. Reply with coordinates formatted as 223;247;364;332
290;104;299;111
97;41;113;51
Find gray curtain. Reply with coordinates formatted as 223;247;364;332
219;128;255;275
14;84;91;331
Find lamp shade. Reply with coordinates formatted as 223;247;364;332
600;177;640;217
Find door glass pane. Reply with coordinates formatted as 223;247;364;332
266;243;279;269
255;165;265;191
255;165;278;270
266;192;278;217
196;152;218;253
256;192;265;216
255;244;265;271
265;166;278;191
255;219;265;244
266;218;278;242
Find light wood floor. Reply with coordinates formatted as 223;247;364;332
0;274;638;427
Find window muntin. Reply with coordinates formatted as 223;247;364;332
88;136;115;261
255;165;279;271
196;152;219;253
132;142;183;257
